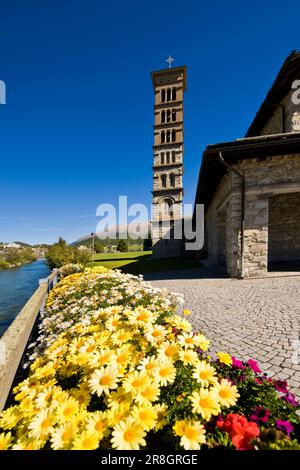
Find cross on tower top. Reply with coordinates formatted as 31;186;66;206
166;55;174;68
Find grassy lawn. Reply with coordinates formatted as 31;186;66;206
88;251;201;274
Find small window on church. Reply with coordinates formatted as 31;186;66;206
172;151;176;163
172;130;176;142
166;151;170;164
161;153;164;164
161;175;167;188
166;130;171;143
161;131;165;144
172;88;176;100
161;110;165;123
161;89;165;102
170;174;175;187
167;88;171;101
166;110;171;123
172;110;176;122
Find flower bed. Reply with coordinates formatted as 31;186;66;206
0;266;299;450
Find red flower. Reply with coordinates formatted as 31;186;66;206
217;413;260;450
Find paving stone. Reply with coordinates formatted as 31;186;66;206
146;268;300;397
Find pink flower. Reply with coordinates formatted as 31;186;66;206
248;359;261;374
249;406;270;423
274;380;288;394
232;356;245;369
275;420;294;437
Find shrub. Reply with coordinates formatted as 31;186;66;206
0;259;10;269
117;240;128;252
45;243;92;270
0;267;298;451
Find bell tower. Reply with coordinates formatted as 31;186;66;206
151;61;187;257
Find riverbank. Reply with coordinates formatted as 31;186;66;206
0;259;37;270
0;259;50;336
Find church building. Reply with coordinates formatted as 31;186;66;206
195;50;300;278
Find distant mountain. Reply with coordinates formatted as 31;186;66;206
72;222;150;247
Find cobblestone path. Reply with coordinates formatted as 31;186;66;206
145;269;300;397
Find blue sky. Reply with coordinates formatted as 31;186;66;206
0;0;298;244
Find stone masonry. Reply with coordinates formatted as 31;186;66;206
206;154;300;277
151;66;186;258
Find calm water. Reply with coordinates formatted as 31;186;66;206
0;259;50;336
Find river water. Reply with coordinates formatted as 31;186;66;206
0;259;50;337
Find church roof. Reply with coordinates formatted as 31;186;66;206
194;132;300;207
194;51;300;208
246;50;300;137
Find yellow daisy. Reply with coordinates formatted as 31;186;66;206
173;420;206;450
135;381;161;405
179;349;199;366
56;396;80;422
89;366;120;396
86;411;108;438
213;379;240;407
0;432;12;450
192;361;217;387
106;313;122;331
145;325;166;345
154;360;176;386
106;387;132;411
12;438;43;450
28;408;56;439
127;307;155;328
88;349;117;368
50;421;78;450
72;431;100;450
189;388;220;421
111;417;146;450
217;352;232;366
183;309;191;316
196;334;210;352
137;355;159;375
157;341;179;361
122;371;148;395
111;329;132;346
132;405;157;431
154;404;168;430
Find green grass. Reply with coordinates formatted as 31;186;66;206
88;251;201;274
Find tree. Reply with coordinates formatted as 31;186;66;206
45;242;92;269
117;240;128;252
94;240;105;253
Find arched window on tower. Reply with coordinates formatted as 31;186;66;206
166;130;171;143
167;88;171;101
172;151;176;163
166;110;171;123
161;110;166;124
170;174;176;187
172;130;176;142
161;89;166;102
166;151;170;164
161;152;164;164
161;174;167;188
161;131;165;144
172;110;176;122
163;198;174;217
172;88;176;100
